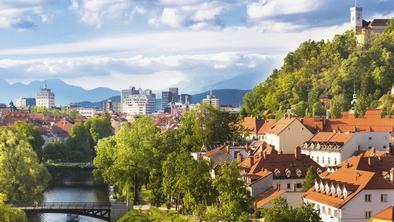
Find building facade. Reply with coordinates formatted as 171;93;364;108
202;94;220;109
122;89;156;116
36;87;55;108
16;98;36;108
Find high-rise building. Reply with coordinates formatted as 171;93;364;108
169;88;179;102
179;94;192;105
121;86;139;103
16;98;36;108
122;88;156;116
202;92;220;109
36;85;55;108
161;91;172;112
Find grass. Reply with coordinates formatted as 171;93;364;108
117;208;196;222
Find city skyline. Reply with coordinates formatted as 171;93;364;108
0;0;393;93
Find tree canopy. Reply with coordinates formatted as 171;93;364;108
241;23;394;118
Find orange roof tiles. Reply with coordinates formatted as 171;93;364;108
370;205;394;221
254;187;285;208
305;168;394;208
265;117;297;135
241;117;264;134
257;119;277;135
309;132;353;143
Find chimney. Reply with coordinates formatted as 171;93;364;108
236;152;243;163
295;146;301;160
370;147;376;155
367;157;372;166
390;168;394;182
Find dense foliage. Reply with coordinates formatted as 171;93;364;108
94;107;252;220
241;22;394;118
302;167;320;192
0;126;50;202
0;194;27;222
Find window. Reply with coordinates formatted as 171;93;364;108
322;157;325;164
334;158;337;165
365;211;372;219
296;183;302;189
317;156;319;163
333;209;338;217
287;183;291;189
328;157;330;165
381;194;388;202
368;137;372;140
365;194;371;202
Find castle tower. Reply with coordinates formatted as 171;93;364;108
350;6;363;33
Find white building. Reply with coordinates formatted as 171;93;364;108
304;166;394;222
122;89;156;116
202;93;220;109
301;132;391;167
77;107;97;118
16;97;36;108
36;86;55;108
263;116;313;154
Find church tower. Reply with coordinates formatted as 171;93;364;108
350;6;363;34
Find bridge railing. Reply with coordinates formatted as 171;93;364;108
13;202;111;209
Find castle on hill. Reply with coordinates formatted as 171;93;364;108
350;5;393;44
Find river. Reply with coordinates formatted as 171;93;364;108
28;167;109;222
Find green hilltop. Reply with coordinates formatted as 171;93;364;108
241;22;394;118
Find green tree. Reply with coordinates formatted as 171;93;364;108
43;141;70;162
0;128;51;202
291;101;308;116
330;94;347;118
312;102;326;117
212;162;252;222
0;194;27;222
66;123;91;162
84;114;113;147
12;121;45;162
302;167;319;192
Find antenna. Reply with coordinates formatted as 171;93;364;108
44;80;47;89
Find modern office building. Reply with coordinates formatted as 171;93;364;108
180;94;192;105
202;92;220;109
121;86;139;103
104;99;122;113
16;98;36;108
122;88;156;116
161;91;172;112
169;88;179;102
36;86;55;108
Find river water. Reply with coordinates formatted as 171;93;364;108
28;167;109;222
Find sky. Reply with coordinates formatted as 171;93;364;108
0;0;393;93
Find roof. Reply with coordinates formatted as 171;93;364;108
257;119;277;135
304;168;394;209
324;115;394;132
370;205;394;222
370;19;391;27
300;117;325;133
265;117;298;135
253;187;285;208
309;132;353;143
241;117;265;134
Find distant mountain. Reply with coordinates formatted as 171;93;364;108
75;89;250;110
0;79;119;105
192;89;250;107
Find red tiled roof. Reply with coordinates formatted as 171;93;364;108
265;117;297;135
308;132;353;143
257;119;277;135
370;205;394;221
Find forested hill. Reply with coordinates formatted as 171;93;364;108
240;22;394;118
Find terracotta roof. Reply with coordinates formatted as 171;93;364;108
370;205;394;221
241;117;265;134
300;117;325;133
246;150;322;179
254;187;285;208
257;119;277;135
324;117;394;132
265;117;297;135
305;168;394;208
308;132;353;143
204;145;228;156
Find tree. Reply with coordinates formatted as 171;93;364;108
291;101;308;117
330;94;347;118
0;194;27;222
12;121;45;162
43;141;70;162
302;167;319;192
263;197;321;222
66;123;91;162
84;114;113;147
178;104;243;151
312;102;326;117
0;128;51;202
212;162;252;222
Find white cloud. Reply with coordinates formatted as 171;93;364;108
70;0;145;27
247;0;322;20
0;4;48;29
0;52;279;92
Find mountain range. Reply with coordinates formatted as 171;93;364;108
0;79;250;108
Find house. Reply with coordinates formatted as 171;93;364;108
369;205;394;222
301;131;391;167
241;117;265;140
263;116;313;154
304;166;394;222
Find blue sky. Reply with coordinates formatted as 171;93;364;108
0;0;393;93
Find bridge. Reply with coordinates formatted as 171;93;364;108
14;202;111;221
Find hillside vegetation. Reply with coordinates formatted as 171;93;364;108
241;22;394;118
